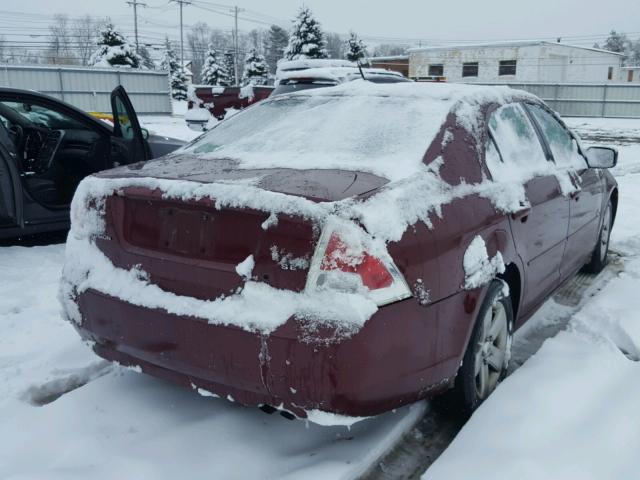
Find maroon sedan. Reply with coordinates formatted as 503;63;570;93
61;82;618;422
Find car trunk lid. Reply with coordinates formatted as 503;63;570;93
97;154;389;202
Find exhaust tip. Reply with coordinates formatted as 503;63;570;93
280;410;296;421
259;404;277;415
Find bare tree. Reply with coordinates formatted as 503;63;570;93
48;14;77;64
210;28;233;53
372;43;409;57
265;25;288;73
187;22;211;82
247;28;267;55
72;15;99;66
325;33;344;59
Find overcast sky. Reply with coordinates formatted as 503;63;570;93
4;0;640;47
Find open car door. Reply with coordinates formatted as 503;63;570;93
0;120;22;227
110;86;151;164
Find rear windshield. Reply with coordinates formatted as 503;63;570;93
182;93;451;181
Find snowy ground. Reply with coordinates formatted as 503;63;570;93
1;112;639;479
422;118;640;479
140;101;203;143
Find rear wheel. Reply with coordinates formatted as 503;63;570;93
439;280;513;414
584;200;612;274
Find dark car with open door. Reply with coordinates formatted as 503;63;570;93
0;86;184;239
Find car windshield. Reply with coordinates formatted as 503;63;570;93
183;93;450;181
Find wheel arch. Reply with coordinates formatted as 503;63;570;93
497;262;522;322
610;187;618;226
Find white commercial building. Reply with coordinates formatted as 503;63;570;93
409;41;624;83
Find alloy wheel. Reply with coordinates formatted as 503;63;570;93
599;204;612;262
474;300;509;400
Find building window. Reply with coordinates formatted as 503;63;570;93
499;60;517;76
462;62;479;77
608;67;613;80
428;64;444;77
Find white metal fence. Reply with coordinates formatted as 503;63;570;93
0;64;172;114
479;82;640;118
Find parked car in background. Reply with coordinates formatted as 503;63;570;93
62;82;618;422
185;59;410;131
273;59;411;96
0;86;185;239
185;84;274;130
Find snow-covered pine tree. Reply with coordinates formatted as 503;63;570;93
158;37;187;99
220;50;236;86
284;7;327;60
89;22;141;68
171;67;189;100
200;44;225;85
345;31;367;63
242;48;269;85
159;37;180;74
138;44;156;69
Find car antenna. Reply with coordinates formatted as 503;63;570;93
356;59;367;81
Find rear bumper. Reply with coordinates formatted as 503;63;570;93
72;288;474;417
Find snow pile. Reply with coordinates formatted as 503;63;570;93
276;58;355;75
424;256;640;480
235;254;255;279
238;84;254;100
462;236;505;290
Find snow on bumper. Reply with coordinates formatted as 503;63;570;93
68;284;428;421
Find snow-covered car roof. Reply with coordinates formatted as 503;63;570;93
276;59;356;74
295;78;530;102
275;67;406;87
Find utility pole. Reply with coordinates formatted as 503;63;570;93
232;5;244;85
126;0;147;54
171;0;191;69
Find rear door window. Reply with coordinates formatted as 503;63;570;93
487;103;548;181
526;104;587;169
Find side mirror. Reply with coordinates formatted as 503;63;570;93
586;146;617;169
141;127;149;140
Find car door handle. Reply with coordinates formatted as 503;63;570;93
511;206;531;222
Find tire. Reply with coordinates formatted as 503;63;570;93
584;200;613;274
437;280;514;414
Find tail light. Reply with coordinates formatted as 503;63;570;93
306;219;411;306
